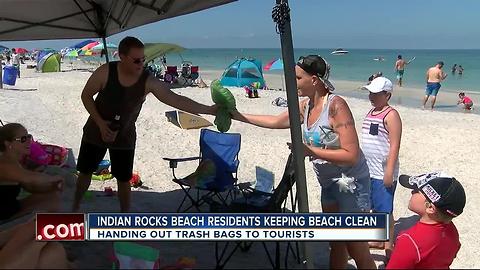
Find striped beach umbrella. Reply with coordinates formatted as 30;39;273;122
80;41;99;52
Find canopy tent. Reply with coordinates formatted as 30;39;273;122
0;0;312;265
220;58;266;88
144;43;185;64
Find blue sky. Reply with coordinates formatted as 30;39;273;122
2;0;479;50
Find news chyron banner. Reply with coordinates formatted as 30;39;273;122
36;213;388;241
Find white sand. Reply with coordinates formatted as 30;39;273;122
0;64;478;269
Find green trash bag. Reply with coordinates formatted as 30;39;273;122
210;80;236;132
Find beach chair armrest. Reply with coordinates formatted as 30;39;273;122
163;156;200;168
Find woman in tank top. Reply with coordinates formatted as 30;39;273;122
232;55;375;269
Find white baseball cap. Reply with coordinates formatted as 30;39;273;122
362;77;393;93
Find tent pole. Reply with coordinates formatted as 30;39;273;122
275;0;313;268
0;59;3;89
102;37;109;63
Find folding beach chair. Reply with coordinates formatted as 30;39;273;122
164;129;241;212
212;153;301;269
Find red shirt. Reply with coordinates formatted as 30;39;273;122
387;221;460;269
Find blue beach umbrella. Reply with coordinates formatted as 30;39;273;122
264;58;284;71
70;40;96;49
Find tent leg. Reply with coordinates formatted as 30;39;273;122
275;0;313;268
102;37;110;63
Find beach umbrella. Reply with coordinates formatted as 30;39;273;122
144;43;185;64
70;40;96;49
0;0;236;88
14;47;28;54
264;58;285;88
91;42;117;51
80;41;99;52
263;58;284;71
65;50;79;57
0;44;8;52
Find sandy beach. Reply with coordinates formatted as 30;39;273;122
1;63;479;269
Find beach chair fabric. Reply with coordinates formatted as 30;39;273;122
164;129;241;212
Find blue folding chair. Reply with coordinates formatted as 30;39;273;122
164;129;241;212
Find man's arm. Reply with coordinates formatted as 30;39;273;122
81;64;108;126
146;76;215;115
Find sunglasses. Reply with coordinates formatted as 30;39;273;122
128;55;146;64
14;134;33;143
297;55;331;80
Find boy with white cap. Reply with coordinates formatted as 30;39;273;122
387;172;466;269
361;77;402;257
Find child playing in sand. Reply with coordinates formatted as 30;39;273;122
361;77;402;259
387;172;466;269
457;92;473;110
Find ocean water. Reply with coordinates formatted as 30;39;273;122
161;48;480;93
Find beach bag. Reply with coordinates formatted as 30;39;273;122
29;141;52;165
41;143;68;166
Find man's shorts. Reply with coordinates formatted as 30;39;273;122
321;175;371;212
76;140;135;182
396;70;404;79
370;178;397;214
425;82;441;96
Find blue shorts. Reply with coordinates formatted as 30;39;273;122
396;70;404;79
425;82;441;96
321;176;371;212
370;178;397;214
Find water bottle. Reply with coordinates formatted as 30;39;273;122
109;115;121;142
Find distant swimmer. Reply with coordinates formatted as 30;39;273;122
451;64;457;74
422;61;447;110
394;55;413;87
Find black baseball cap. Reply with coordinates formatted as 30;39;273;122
399;172;466;217
297;55;335;91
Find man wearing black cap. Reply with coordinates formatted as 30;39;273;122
387;172;466;269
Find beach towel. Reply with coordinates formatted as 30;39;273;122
112;242;160;269
272;97;288;107
183;159;217;189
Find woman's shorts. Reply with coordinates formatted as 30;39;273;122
321;176;371;212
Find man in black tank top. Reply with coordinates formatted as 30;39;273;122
73;37;216;212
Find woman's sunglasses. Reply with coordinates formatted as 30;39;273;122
14;134;33;143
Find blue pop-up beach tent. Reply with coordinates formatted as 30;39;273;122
220;58;266;88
